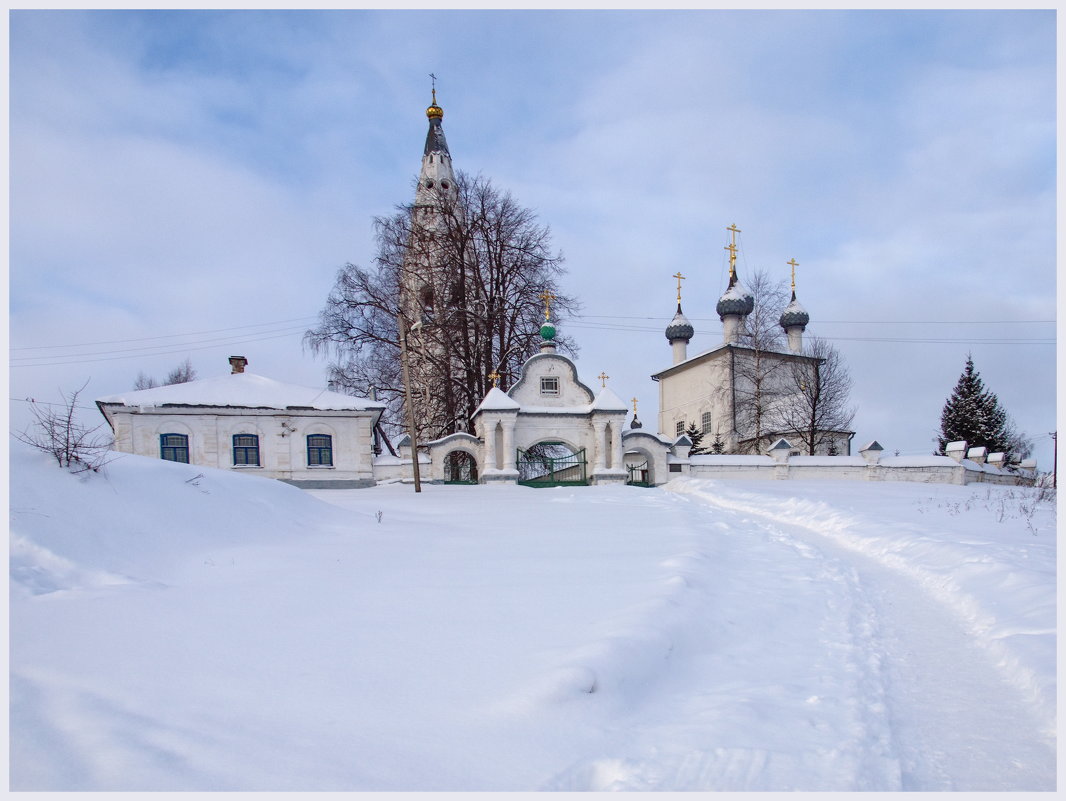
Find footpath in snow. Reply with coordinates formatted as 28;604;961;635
8;445;1057;791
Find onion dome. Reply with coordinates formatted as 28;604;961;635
665;303;694;342
426;86;443;120
540;321;557;341
779;291;810;329
630;414;643;429
716;275;755;318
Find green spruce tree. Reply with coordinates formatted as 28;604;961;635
937;355;1012;456
709;427;725;454
684;422;707;455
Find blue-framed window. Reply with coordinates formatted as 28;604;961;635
160;433;189;463
233;434;260;466
307;434;333;467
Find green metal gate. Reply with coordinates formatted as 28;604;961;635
517;444;588;487
626;460;651;487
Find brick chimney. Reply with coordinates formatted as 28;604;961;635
229;355;248;374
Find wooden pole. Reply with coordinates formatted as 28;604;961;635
398;315;422;493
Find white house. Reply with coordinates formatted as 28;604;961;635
96;356;385;488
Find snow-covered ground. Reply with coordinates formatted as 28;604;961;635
9;443;1056;791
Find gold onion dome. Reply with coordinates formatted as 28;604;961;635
426;87;443;119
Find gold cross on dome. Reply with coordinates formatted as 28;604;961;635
488;370;500;388
631;397;639;413
787;257;799;290
598;372;609;388
725;223;741;279
540;289;556;322
672;271;686;303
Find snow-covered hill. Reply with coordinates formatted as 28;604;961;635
9;443;1056;791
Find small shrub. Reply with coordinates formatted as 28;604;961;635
13;382;114;474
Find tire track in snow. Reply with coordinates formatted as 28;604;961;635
540;490;903;791
667;480;1055;791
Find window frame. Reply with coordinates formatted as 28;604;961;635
160;433;190;463
232;433;261;467
540;376;560;396
307;434;334;467
701;412;713;434
675;420;686;437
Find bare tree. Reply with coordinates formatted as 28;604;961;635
728;269;791;453
773;336;855;455
133;372;158;390
306;171;577;441
165;358;196;385
13;382;114;472
133;358;196;390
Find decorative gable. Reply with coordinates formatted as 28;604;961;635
508;352;595;408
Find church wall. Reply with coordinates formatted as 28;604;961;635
681;457;1033;486
657;356;732;442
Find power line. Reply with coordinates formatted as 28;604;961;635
574;315;1054;325
566;321;1054;345
10;316;319;351
10;397;99;412
11;329;305;368
10;311;1055;368
11;323;309;363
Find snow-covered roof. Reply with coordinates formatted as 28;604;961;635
473;386;627;417
474;387;521;414
96;372;385;413
591;387;629;412
651;341;815;381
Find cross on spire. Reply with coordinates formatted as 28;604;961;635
598;372;609;388
429;73;438;105
540;289;556;322
488;370;500;388
631;397;639;414
673;271;686;303
725;223;741;280
787;257;799;291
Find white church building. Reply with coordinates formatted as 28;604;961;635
652;231;854;457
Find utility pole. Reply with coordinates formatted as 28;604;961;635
398;314;423;493
1051;431;1057;488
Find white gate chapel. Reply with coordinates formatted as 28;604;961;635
412;322;634;486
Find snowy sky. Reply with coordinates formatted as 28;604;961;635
8;9;1058;467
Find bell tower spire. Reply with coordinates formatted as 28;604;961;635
416;74;456;207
